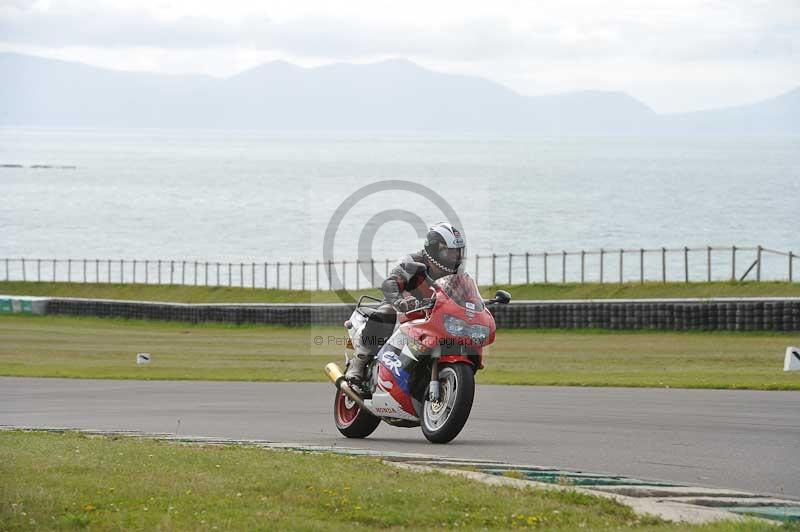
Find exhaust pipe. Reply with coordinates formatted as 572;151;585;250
325;363;372;413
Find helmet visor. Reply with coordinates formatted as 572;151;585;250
438;245;463;269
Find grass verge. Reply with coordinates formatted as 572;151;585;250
0;430;772;531
1;280;798;304
1;315;798;389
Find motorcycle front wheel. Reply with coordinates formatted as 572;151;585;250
421;363;475;444
333;389;381;438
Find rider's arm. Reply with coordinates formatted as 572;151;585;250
381;255;421;308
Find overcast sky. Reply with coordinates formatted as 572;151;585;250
1;0;798;113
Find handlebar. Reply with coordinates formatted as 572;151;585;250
398;296;435;316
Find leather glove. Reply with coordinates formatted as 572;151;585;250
392;296;420;313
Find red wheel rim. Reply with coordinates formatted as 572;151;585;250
335;390;359;427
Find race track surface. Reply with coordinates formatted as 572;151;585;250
1;377;797;498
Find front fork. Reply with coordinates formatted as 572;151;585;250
428;348;440;402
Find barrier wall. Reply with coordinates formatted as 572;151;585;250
27;297;800;331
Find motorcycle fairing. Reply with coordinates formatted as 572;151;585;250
363;329;421;420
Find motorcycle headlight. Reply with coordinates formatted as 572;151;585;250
444;315;490;343
444;315;467;336
469;325;490;342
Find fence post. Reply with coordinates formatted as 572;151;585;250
169;261;174;284
492;254;496;285
327;260;333;291
228;263;232;287
277;262;282;289
194;261;198;286
145;260;149;284
53;259;57;282
205;262;209;286
525;252;530;284
181;261;185;285
252;262;256;289
302;261;306;291
83;258;87;283
707;246;712;282
508;253;513;284
544;252;548;284
731;246;736;281
315;261;320;291
790;251;794;283
580;250;585;284
20;258;26;281
240;263;244;288
639;249;644;284
36;258;41;282
107;260;111;284
756;245;762;281
661;248;666;283
133;260;138;284
385;258;389;278
562;251;567;284
264;262;268;289
619;249;623;284
599;249;604;284
684;246;689;283
156;260;161;285
5;258;8;281
288;262;293;290
120;259;124;283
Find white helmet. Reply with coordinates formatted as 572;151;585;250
423;222;465;273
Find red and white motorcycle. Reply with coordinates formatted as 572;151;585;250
325;264;511;443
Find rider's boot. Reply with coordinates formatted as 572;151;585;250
344;348;370;386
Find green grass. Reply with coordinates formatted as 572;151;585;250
0;430;775;531
1;280;798;304
1;315;798;390
0;281;378;304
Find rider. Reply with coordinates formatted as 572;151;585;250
345;221;466;384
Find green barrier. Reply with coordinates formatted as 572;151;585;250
0;298;35;314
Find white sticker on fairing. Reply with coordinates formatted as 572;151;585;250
380;351;403;376
465;301;476;310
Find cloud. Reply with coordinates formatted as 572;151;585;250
1;2;797;64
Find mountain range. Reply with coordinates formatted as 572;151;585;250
1;52;797;135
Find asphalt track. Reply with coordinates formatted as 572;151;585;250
1;377;798;498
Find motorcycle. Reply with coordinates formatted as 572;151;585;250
324;263;511;443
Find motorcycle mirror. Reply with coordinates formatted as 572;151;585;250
406;261;436;284
406;261;427;275
493;290;511;304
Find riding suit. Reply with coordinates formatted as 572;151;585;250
345;222;466;383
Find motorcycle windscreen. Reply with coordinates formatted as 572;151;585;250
434;272;485;311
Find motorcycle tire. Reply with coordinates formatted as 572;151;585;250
333;389;381;438
421;363;475;444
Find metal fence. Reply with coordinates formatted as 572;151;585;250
0;245;796;291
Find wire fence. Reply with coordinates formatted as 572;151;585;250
0;245;796;291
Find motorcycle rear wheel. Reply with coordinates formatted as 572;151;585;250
421;363;475;444
333;389;381;438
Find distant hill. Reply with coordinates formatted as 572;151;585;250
0;52;797;135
